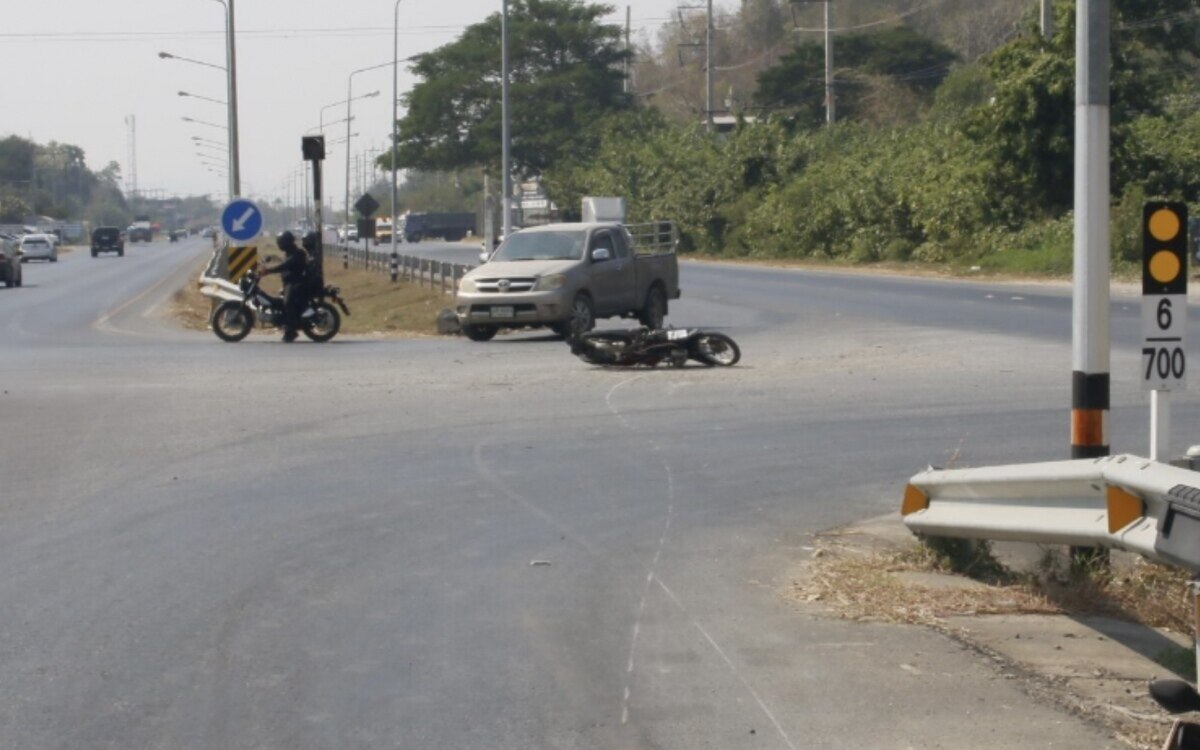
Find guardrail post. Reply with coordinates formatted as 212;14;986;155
440;263;447;293
1192;578;1200;686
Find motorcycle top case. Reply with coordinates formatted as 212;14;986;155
1154;484;1200;572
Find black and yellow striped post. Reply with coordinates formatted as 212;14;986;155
227;244;258;282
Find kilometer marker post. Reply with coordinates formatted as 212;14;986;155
1141;202;1188;461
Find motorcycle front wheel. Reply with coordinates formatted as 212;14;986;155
212;301;254;342
690;332;740;367
302;301;341;342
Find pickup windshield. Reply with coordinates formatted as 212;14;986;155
493;231;585;262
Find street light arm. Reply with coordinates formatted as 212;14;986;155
158;50;226;72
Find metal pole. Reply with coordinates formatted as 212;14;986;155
501;0;512;239
624;6;631;95
1151;390;1170;461
312;158;325;285
392;0;403;282
345;77;353;248
705;0;714;131
824;0;834;126
226;0;241;196
1071;0;1110;462
1041;0;1054;40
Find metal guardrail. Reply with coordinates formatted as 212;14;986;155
902;454;1200;573
338;243;474;295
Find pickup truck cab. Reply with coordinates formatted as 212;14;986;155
455;222;680;341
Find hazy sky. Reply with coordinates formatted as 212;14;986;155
2;0;686;209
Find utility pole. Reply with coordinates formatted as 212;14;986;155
125;115;138;200
824;0;834;125
1041;0;1054;40
705;0;714;131
624;6;632;95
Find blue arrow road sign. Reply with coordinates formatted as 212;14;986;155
221;198;263;242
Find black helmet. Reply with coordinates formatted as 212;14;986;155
277;231;298;251
302;231;319;252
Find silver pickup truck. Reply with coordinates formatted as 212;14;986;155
454;222;681;341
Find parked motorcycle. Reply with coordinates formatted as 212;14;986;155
1150;678;1200;748
210;268;350;343
569;326;740;368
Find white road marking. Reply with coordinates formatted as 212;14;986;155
608;375;677;726
656;577;798;750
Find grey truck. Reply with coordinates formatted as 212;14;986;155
454;222;681;341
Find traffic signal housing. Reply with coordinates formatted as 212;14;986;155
1144;202;1188;295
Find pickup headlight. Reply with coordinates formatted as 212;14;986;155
458;277;477;293
533;273;566;292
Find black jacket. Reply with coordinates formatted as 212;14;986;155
262;249;309;285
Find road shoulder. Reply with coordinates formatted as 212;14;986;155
790;513;1191;749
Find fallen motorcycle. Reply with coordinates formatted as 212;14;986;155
569;326;740;368
210;268;350;343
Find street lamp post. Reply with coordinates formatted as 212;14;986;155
344;63;391;245
501;0;512;239
392;0;405;281
161;39;237;199
210;0;241;197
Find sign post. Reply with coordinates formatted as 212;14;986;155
302;136;326;285
1141;202;1188;461
353;192;380;271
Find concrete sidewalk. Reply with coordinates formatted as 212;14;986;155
798;514;1194;749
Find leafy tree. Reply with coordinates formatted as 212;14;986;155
966;0;1200;214
390;0;631;178
754;26;957;128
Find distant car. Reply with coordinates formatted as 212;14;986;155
91;226;125;257
20;234;57;262
0;235;22;287
347;227;359;242
200;227;215;238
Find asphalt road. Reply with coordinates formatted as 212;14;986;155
4;237;1185;748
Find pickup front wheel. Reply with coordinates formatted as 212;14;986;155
463;324;498;341
567;295;595;336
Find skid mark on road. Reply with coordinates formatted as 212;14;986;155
606;376;677;727
656;576;798;750
471;436;601;558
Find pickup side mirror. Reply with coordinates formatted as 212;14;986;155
479;249;490;263
591;247;612;262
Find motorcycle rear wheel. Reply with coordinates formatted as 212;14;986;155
690;332;740;367
302;301;341;342
212;301;254;342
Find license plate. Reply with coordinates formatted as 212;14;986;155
491;306;514;318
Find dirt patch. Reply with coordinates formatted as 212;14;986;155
169;260;448;337
792;535;1192;631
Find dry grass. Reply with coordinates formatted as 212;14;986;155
793;539;1193;632
170;260;448;336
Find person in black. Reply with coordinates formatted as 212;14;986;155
260;231;311;342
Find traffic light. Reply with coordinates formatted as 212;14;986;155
301;136;326;162
1144;202;1188;295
